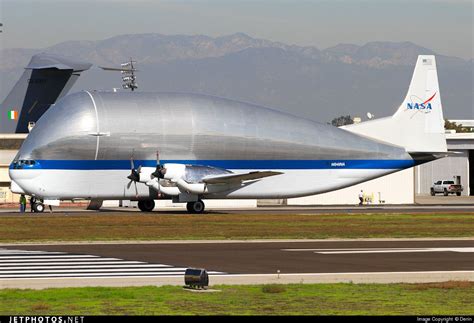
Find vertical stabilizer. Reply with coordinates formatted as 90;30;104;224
342;55;446;153
0;53;92;133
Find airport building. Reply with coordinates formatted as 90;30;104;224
0;134;24;204
1;122;473;206
416;130;474;198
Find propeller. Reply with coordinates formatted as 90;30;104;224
127;158;140;182
151;151;166;179
126;152;139;198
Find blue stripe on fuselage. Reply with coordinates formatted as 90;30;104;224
10;159;416;170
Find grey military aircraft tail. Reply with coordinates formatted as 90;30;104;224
0;53;92;133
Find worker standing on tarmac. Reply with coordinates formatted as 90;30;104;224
19;194;27;213
29;196;36;213
358;190;364;206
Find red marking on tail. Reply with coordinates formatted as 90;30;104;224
423;92;437;105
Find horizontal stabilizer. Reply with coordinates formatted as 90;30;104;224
203;171;283;184
409;151;462;164
26;53;92;71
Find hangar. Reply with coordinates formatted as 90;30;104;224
415;121;474;197
1;123;472;206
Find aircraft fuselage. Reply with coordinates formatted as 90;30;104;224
10;91;413;201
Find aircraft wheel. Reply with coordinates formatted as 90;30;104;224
193;200;205;214
187;200;205;214
456;192;461;196
138;200;155;212
186;202;193;213
443;189;448;196
430;188;435;196
33;203;45;213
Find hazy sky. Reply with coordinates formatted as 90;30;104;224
0;0;472;59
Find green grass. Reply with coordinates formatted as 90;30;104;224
0;282;473;315
0;213;473;242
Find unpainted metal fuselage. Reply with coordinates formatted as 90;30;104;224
10;91;413;200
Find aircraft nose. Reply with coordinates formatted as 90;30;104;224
10;180;25;194
9;160;43;196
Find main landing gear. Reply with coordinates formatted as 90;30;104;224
138;200;155;212
136;199;206;214
186;200;205;214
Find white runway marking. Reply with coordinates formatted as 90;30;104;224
0;255;103;259
0;264;174;270
0;248;226;279
0;250;65;255
0;257;124;263
0;261;146;266
282;247;474;254
223;270;474;277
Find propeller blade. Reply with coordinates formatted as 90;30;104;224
127;169;140;182
130;149;135;169
134;181;138;199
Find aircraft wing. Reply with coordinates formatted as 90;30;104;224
202;171;283;184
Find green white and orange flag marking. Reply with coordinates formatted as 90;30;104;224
8;110;18;120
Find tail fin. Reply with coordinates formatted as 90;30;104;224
342;55;447;153
0;53;92;133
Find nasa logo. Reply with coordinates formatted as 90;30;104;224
407;102;432;110
406;92;436;112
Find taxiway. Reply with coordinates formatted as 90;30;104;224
0;239;472;289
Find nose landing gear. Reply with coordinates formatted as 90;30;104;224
32;202;45;213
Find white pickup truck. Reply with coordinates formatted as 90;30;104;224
430;180;463;196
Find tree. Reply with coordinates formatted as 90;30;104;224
444;119;472;133
331;115;354;127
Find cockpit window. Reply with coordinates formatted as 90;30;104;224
11;159;37;169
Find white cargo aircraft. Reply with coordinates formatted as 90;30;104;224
10;55;448;213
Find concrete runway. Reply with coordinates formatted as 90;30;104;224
0;239;473;289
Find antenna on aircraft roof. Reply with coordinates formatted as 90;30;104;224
99;58;138;91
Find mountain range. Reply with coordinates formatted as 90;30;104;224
1;33;472;122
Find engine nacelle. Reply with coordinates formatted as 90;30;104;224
163;163;186;181
137;167;156;183
145;178;181;196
